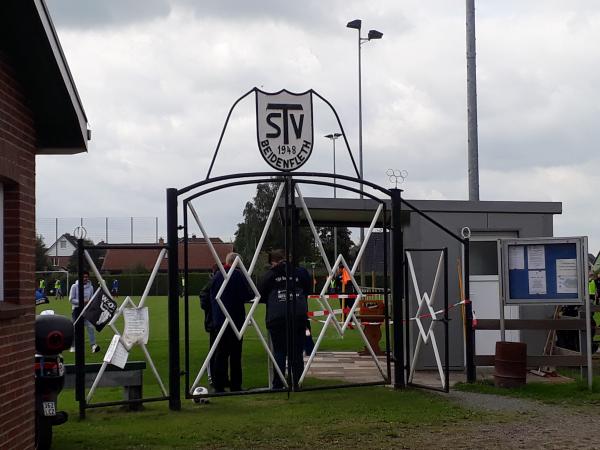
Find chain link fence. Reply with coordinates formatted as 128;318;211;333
37;217;164;247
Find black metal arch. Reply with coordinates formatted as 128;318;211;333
204;87;361;180
179;171;392;197
182;176;387;206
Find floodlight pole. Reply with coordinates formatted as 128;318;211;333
348;20;383;287
466;0;480;201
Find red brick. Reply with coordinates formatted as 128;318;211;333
0;47;38;449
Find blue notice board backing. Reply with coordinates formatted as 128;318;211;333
500;237;586;305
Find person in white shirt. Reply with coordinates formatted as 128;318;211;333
69;271;100;353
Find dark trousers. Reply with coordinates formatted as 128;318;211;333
269;318;306;389
208;329;217;384
213;327;242;391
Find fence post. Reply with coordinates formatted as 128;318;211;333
166;188;181;410
391;188;405;388
463;238;476;382
75;239;86;419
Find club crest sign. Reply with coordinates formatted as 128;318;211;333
256;89;313;171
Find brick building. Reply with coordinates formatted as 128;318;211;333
0;1;89;448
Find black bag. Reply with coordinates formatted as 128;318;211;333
84;293;117;331
266;287;308;327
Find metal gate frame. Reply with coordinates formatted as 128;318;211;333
74;240;170;419
404;247;449;393
167;171;405;408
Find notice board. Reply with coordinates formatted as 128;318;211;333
499;237;587;305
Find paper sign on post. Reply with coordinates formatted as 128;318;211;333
508;246;525;270
556;259;578;294
528;270;547;295
527;245;546;270
122;307;149;350
104;334;129;369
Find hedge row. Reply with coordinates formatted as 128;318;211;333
45;272;388;298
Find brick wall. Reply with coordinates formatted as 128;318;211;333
0;48;37;450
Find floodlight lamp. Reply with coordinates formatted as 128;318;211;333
347;19;362;30
367;29;383;40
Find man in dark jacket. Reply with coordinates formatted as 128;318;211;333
199;265;218;386
210;253;253;392
259;249;311;389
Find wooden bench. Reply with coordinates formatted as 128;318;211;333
64;361;146;410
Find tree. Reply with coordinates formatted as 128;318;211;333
235;182;287;270
317;227;354;265
234;182;353;274
67;239;106;273
36;235;51;271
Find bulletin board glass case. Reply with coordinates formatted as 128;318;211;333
499;237;587;305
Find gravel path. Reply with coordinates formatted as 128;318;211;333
412;390;600;449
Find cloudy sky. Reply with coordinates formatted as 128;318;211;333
36;0;600;252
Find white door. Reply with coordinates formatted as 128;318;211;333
469;234;519;357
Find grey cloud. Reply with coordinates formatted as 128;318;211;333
46;0;171;28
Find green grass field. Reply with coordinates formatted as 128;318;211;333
36;297;600;449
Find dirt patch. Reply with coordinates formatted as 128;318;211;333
408;391;600;449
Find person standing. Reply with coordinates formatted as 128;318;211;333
200;265;219;386
111;278;119;299
39;278;46;295
210;253;253;392
70;271;100;353
259;249;311;389
54;278;62;300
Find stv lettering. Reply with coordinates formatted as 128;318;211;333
256;89;313;171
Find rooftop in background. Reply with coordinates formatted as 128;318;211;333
101;238;233;273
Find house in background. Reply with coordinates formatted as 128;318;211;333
46;232;78;268
101;237;233;273
0;1;90;448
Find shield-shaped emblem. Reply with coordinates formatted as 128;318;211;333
256;89;313;171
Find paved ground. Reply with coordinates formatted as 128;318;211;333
306;351;573;388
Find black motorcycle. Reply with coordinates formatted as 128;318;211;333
35;312;73;450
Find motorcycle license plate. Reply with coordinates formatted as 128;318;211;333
42;402;56;416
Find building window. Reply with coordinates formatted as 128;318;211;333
469;241;499;276
60;239;67;249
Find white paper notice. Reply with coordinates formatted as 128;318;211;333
528;270;547;295
104;334;129;369
556;259;578;294
122;307;150;350
527;245;546;270
508;246;525;270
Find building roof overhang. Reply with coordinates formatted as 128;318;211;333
287;197;562;228
0;0;90;154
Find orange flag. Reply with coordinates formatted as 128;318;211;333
341;268;351;287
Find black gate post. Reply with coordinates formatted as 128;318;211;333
463;239;476;382
166;188;181;410
390;188;405;388
75;238;85;419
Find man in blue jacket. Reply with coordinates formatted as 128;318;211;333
210;253;253;392
259;249;311;390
